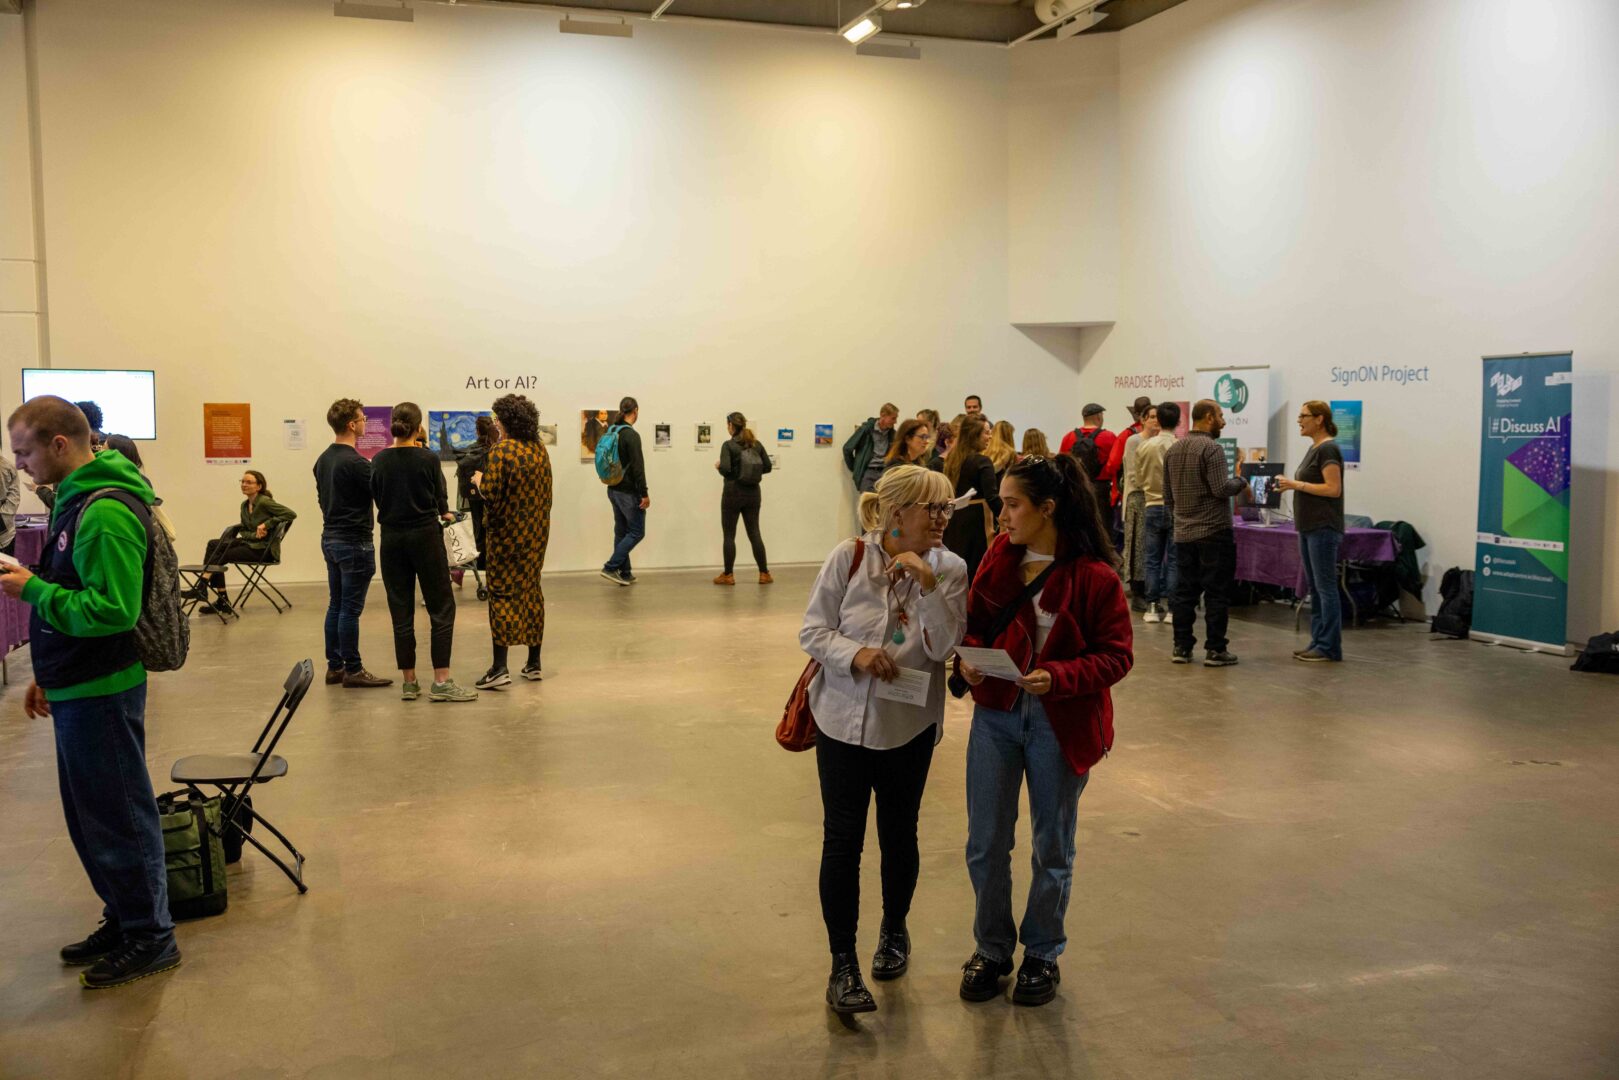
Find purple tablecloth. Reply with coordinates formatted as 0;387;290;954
1;525;48;661
1234;521;1398;595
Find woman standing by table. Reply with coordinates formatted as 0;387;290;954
1277;400;1345;662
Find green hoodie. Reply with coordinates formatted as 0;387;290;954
21;449;153;702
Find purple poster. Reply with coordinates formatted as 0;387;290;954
357;405;393;460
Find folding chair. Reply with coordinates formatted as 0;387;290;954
228;519;294;614
177;563;235;623
170;659;314;894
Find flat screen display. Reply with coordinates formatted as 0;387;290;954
20;369;158;440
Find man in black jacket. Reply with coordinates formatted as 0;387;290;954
601;396;648;586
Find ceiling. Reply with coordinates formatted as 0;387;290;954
482;0;1193;45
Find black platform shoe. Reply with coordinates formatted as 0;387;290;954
959;952;1013;1002
826;952;877;1015
1012;955;1061;1006
871;921;910;981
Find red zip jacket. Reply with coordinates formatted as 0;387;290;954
962;533;1134;775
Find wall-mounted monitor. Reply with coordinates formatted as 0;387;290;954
20;369;158;440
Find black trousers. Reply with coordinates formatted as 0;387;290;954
815;725;936;955
1172;529;1237;653
202;533;265;590
380;525;456;672
720;489;767;575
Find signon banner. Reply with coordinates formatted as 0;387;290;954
1473;352;1573;654
1196;365;1271;467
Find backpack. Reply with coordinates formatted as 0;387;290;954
1069;428;1103;479
1571;631;1619;675
75;489;190;672
737;444;766;487
156;789;228;920
594;424;626;485
1431;567;1474;639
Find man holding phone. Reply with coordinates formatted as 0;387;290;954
0;396;178;989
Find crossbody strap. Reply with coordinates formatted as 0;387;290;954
985;563;1056;644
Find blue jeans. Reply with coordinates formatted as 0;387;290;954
965;693;1090;964
1142;504;1177;603
322;537;376;673
1299;528;1344;659
53;684;174;941
604;488;646;574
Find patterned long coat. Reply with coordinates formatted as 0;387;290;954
480;437;553;646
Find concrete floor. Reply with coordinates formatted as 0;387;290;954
0;567;1616;1079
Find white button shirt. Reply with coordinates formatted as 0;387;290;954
798;533;969;750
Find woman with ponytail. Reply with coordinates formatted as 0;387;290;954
713;412;773;585
798;465;968;1017
953;453;1133;1008
1277;400;1345;662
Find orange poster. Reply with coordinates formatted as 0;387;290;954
203;402;252;464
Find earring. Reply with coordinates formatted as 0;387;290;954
890;528;902;538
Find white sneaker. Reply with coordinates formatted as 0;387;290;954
1141;608;1161;624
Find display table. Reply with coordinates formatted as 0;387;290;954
1;523;49;681
1233;519;1399;598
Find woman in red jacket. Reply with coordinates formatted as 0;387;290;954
954;453;1133;1007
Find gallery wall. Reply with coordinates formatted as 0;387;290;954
1014;0;1619;638
10;0;1085;583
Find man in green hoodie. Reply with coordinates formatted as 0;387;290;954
1;395;179;990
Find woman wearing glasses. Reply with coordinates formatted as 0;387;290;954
798;464;968;1017
1275;401;1345;661
954;453;1133;1007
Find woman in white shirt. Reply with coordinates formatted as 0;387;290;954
799;464;968;1016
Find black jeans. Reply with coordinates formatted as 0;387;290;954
380;525;455;672
202;533;263;590
720;489;767;575
815;726;936;955
1172;529;1237;653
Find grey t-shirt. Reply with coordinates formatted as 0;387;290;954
860;426;893;493
1294;441;1345;533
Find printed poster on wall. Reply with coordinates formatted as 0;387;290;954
203;403;251;464
357;406;392;460
429;410;492;460
815;424;835;448
1196;366;1270;465
1330;400;1362;469
1473;352;1573;654
777;428;795;447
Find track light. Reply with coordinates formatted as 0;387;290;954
559;15;633;38
840;13;881;44
334;1;413;21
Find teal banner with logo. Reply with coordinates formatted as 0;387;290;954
1473;353;1572;653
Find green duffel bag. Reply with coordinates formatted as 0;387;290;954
157;789;228;920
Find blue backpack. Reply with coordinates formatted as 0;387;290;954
595;424;626;485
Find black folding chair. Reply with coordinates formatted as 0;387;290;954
170;659;314;893
177;563;235;623
228;520;294;614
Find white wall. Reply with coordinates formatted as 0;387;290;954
1020;0;1619;638
0;16;44;408
20;0;1084;581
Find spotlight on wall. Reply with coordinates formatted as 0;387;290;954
839;12;882;44
334;1;414;22
560;15;634;38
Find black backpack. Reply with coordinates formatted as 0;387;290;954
1571;631;1619;674
1431;567;1474;639
737;445;766;487
1069;428;1103;479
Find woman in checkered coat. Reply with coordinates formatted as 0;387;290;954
472;394;553;688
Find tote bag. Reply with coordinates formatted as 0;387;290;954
442;516;479;568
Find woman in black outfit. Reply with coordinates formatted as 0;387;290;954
712;412;773;586
371;402;478;703
942;415;1002;584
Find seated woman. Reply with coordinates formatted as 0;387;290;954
194;470;296;614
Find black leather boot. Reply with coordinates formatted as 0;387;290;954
826;952;877;1015
1012;955;1061;1006
959;952;1014;1002
871;921;910;981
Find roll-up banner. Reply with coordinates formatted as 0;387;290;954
1196;365;1271;469
1474;352;1573;655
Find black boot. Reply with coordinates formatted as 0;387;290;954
826;952;877;1015
871;920;910;981
1012;955;1061;1006
959;952;1014;1002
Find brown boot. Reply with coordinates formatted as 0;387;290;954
758;572;774;585
713;573;735;586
